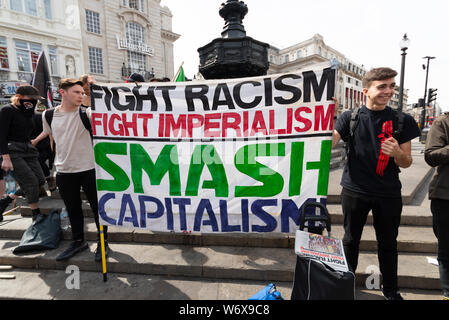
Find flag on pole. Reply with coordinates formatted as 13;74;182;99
173;62;186;82
31;51;53;108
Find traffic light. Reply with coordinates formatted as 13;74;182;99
428;88;438;104
418;98;425;108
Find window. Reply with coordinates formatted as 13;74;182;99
0;37;9;69
126;22;144;46
86;9;101;34
127;0;144;12
43;0;52;19
126;22;146;73
15;40;41;72
48;46;58;75
10;0;37;16
284;55;289;63
88;47;103;74
297;51;302;59
128;51;146;74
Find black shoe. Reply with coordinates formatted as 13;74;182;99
0;196;13;215
382;290;404;300
56;240;88;261
95;240;109;262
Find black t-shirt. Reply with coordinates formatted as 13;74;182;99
335;106;421;198
0;104;35;155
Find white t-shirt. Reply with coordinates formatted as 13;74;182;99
42;106;95;173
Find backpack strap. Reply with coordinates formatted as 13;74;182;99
393;109;405;140
345;107;361;160
349;107;361;138
79;106;93;141
44;108;55;128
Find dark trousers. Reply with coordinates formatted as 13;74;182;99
430;199;449;297
56;169;108;242
341;188;402;292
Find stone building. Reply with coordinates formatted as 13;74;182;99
78;0;180;83
0;0;179;104
0;0;84;99
268;34;367;114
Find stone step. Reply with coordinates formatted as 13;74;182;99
0;216;437;253
0;238;441;290
326;204;433;227
0;269;443;300
15;195;434;228
327;155;435;205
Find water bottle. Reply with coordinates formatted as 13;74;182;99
60;208;71;231
5;171;16;195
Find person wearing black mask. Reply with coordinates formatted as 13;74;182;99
0;85;46;221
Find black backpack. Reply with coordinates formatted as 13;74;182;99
345;107;405;159
44;106;93;140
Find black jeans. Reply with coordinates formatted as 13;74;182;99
430;199;449;298
56;169;108;242
341;188;402;292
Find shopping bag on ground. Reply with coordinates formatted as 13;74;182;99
249;283;284;300
13;210;61;254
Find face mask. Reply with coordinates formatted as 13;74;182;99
17;99;38;117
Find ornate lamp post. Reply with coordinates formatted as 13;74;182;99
398;34;410;112
198;0;269;80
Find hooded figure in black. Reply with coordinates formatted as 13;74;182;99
0;85;46;222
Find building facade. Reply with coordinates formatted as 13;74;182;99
0;0;84;102
78;0;180;83
0;0;179;104
268;34;367;114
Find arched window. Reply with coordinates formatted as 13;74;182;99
126;22;144;46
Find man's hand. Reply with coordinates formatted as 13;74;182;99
1;157;13;172
381;137;402;158
382;138;413;168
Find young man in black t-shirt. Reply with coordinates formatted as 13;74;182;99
332;68;420;300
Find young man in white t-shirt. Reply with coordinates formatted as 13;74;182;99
33;78;108;261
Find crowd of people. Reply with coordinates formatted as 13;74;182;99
0;68;447;300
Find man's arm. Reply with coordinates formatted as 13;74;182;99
382;138;413;168
331;97;341;149
424;119;449;167
332;130;342;149
31;131;49;147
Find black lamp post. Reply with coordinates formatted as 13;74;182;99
398;34;410;112
420;56;436;129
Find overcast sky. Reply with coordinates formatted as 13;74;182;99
161;0;448;108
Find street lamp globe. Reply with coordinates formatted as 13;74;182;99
400;34;410;51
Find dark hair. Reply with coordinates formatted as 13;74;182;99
129;73;145;82
59;78;84;91
362;68;398;88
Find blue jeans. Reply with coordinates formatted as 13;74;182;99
431;199;449;298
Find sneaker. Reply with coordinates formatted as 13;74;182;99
0;196;13;215
382;289;404;300
56;240;88;261
94;240;109;262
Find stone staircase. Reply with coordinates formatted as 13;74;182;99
0;143;443;300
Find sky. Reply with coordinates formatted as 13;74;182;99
161;0;449;108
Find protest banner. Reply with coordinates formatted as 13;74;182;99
91;61;336;234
